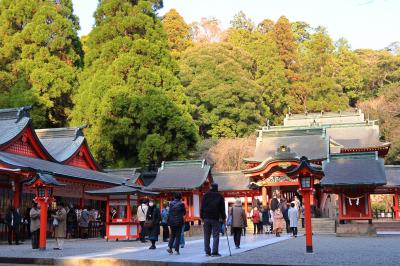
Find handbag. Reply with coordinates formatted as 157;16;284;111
184;221;190;232
144;219;154;228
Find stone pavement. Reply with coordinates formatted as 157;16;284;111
0;234;291;265
214;234;400;266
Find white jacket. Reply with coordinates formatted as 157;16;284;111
137;204;148;222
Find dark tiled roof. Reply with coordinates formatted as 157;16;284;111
0;107;31;146
212;171;250;191
26;172;64;186
283;110;365;126
327;126;389;149
148;160;211;191
0;151;127;185
321;153;387;187
250;129;328;161
384;166;400;187
35;127;86;162
104;168;142;186
86;185;158;196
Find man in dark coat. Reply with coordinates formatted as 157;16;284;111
167;193;186;255
200;183;226;257
5;206;21;245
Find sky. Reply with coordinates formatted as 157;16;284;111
71;0;400;50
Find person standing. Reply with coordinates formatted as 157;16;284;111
282;203;291;234
52;202;67;250
229;198;247;249
288;203;299;237
200;183;226;257
167;193;186;255
146;200;160;249
137;200;148;243
79;207;90;239
273;208;284;237
161;203;170;242
300;204;305;228
66;204;77;239
29;202;40;249
5;206;21;245
261;205;271;234
250;206;260;235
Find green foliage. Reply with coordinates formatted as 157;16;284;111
230;11;254;31
226;27;288;123
71;0;198;167
179;43;266;138
162;8;191;58
0;0;83;127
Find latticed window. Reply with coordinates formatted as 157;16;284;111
5;138;39;157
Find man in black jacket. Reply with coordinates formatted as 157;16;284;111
5;206;21;245
200;183;226;256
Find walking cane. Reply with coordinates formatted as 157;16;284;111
224;225;232;256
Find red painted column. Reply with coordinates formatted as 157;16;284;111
302;190;313;253
105;196;110;239
261;187;267;207
39;201;48;250
126;195;131;239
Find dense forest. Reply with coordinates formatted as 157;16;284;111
0;0;399;168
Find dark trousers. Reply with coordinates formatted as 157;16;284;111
31;229;39;249
301;218;305;228
285;219;291;233
162;224;169;241
7;226;19;244
168;225;182;251
291;227;298;236
139;221;146;241
232;227;242;247
203;218;220;255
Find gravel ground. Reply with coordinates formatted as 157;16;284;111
214;235;400;266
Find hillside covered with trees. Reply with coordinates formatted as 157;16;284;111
1;1;399;168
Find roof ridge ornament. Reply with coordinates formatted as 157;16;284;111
74;125;88;140
16;106;32;122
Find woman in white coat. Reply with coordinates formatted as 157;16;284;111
288;202;299;237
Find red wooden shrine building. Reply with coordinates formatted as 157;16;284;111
0;107;143;241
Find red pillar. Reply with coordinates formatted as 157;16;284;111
302;190;313;253
39;201;48;250
105;196;110;239
261;187;267;207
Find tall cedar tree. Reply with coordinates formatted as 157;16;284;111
162;8;191;58
71;0;198;167
227;12;289;124
179;43;267;138
273;16;299;82
0;0;83;127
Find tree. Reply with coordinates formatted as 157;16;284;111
230;11;254;31
162;8;191;58
190;17;224;43
256;19;274;35
71;0;198;167
273;16;299;81
334;38;363;106
291;21;312;43
359;82;400;164
226;27;289;123
293;27;348;112
179;43;267;138
0;0;83;127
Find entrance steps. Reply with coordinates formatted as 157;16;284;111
372;220;400;232
298;218;336;234
245;218;336;234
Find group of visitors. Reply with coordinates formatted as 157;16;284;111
136;194;187;253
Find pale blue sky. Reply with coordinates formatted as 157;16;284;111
71;0;399;50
